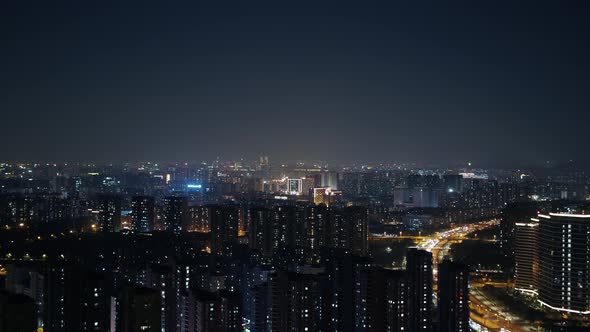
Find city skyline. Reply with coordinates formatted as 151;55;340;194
1;158;589;174
0;158;589;330
1;2;590;330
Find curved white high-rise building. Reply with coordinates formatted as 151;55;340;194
537;213;590;314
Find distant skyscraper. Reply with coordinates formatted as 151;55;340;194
406;248;433;332
394;188;439;208
39;193;72;224
514;218;539;294
276;205;307;250
96;194;121;233
301;176;316;196
313;187;329;206
537;213;590;314
163;196;188;234
131;196;155;233
287;178;303;195
329;206;369;256
320;171;339;190
258;156;269;171
442;174;463;193
248;207;274;261
247;206;306;264
208;205;239;254
188;205;211;232
306;204;328;262
438;260;469;332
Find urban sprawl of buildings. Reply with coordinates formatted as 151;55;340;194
0;158;589;331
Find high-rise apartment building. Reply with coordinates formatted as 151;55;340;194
268;270;325;331
208;205;239;254
514;219;539;294
96;194;121;233
438;260;469;332
163;196;188;234
537;213;590;314
406;248;433;332
131;195;155;233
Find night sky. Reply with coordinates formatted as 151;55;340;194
1;2;589;165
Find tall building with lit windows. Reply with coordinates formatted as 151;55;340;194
537;213;590;315
131;196;155;233
163;196;188;234
44;264;111;332
190;290;242;332
438;260;469;332
367;268;408;331
143;264;176;332
96;194;121;233
208;205;239;254
406;248;432;332
329;206;369;256
247;207;274;261
268;270;325;331
514;218;539;294
287;178;303;195
313;187;329;206
306;204;328;262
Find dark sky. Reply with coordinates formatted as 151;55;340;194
1;1;589;165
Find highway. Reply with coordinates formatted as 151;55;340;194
407;219;537;331
470;288;537;332
370;234;498;243
414;219;499;252
414;219;499;279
